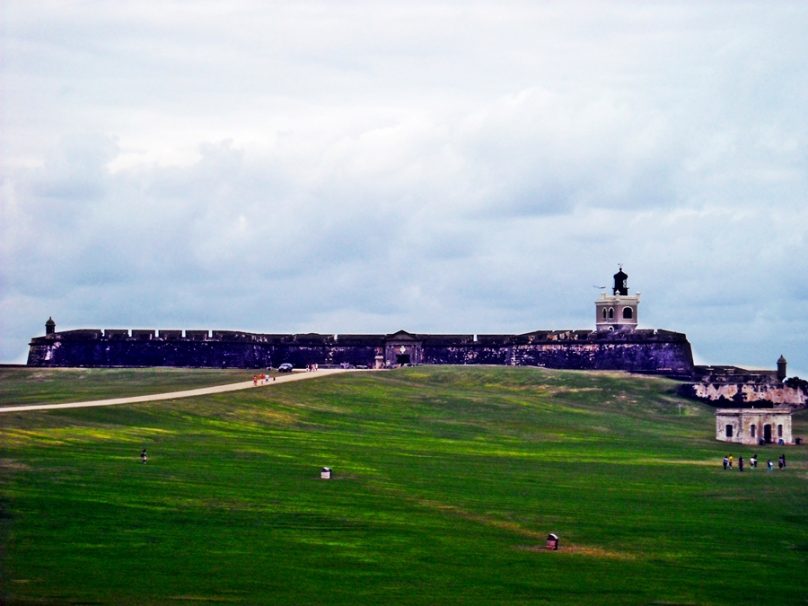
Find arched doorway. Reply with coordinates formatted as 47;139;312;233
384;331;423;367
763;424;772;444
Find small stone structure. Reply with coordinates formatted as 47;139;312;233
715;408;793;445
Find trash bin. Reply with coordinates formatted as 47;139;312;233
546;533;559;551
320;467;332;480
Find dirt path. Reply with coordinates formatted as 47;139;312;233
0;369;354;414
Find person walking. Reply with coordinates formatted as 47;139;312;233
723;455;729;470
140;448;148;464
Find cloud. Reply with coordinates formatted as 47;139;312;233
1;1;807;377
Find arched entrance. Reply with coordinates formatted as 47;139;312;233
763;424;772;444
384;331;423;367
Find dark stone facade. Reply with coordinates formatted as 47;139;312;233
27;326;695;375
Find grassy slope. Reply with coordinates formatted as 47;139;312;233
0;368;253;406
1;366;806;605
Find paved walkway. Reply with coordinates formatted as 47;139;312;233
0;369;352;414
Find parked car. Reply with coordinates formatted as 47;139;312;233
278;363;294;372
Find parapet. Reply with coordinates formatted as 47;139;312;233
186;330;211;341
158;330;183;340
54;329;103;340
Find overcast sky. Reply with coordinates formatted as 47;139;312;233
2;1;806;377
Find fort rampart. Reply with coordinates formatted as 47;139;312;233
27;326;695;375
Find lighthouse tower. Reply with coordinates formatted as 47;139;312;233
595;266;640;331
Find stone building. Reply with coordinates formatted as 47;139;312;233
715;408;793;445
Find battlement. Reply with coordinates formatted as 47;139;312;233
27;324;695;374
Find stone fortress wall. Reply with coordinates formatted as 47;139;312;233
26;325;695;375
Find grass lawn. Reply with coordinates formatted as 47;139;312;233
1;366;806;605
0;367;255;407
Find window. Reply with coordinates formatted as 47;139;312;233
622;307;633;319
608;307;614;319
602;308;607;319
725;424;733;438
778;424;783;437
751;424;756;438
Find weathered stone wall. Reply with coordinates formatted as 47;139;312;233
428;329;693;373
27;326;695;374
692;382;807;407
27;329;381;368
682;366;808;408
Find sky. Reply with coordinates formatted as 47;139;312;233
1;1;806;377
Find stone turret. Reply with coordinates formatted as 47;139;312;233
595;265;639;332
777;355;787;382
45;317;56;336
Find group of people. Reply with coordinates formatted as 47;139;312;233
722;453;787;472
252;372;275;386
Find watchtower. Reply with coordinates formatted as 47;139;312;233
777;355;787;382
45;317;56;336
595;266;639;331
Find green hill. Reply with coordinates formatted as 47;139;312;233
1;366;806;605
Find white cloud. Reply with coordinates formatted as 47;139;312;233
1;1;807;377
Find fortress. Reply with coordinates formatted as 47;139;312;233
25;266;808;409
27;268;696;376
